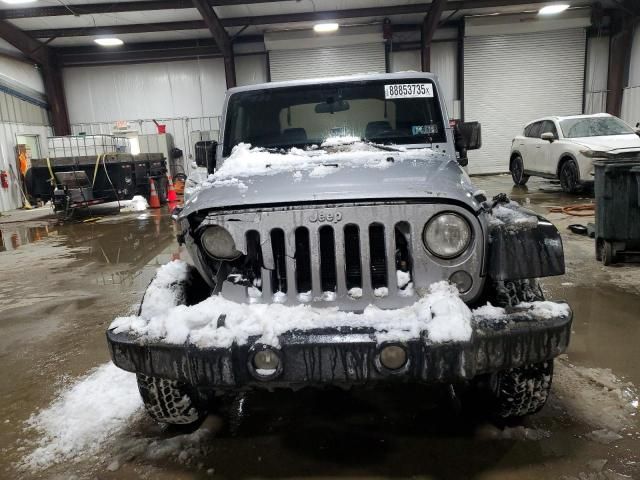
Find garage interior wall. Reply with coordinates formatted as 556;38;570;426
390;42;459;119
584;35;610;114
0;56;51;213
269;43;385;82
621;25;640;127
63;54;268;167
464;28;586;174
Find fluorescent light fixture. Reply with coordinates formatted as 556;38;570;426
1;0;37;4
94;38;124;46
313;23;339;33
539;4;570;14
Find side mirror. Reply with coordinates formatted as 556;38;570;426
457;122;482;150
195;140;217;174
541;132;555;142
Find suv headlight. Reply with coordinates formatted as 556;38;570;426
580;149;610;159
200;225;241;260
423;213;471;259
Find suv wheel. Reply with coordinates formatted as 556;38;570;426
487;361;554;419
137;374;207;426
559;159;580;193
510;154;529;186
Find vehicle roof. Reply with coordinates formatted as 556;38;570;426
226;72;439;94
525;113;613;126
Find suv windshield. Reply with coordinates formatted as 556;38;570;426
560;116;635;138
223;79;445;156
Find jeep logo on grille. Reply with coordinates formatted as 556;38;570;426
308;210;343;224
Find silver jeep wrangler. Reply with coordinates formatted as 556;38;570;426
108;73;572;425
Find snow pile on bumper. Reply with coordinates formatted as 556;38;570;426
110;260;473;348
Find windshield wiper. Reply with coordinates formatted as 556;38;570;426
365;141;402;152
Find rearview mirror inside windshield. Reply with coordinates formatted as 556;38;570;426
315;99;350;114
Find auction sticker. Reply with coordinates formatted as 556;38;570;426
384;83;433;99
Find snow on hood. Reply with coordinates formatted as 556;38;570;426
110;260;474;348
180;142;479;217
571;134;640;151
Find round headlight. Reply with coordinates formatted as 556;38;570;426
200;225;240;260
423;213;471;259
380;345;407;370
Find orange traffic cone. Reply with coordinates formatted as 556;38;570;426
148;178;161;209
166;174;178;202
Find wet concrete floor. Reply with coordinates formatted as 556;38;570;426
0;177;639;479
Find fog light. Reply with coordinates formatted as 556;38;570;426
449;270;473;293
380;345;407;370
253;349;280;375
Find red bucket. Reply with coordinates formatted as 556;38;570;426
156;124;166;134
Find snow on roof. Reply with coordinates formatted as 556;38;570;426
110;260;473;348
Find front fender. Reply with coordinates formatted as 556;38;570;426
486;205;565;281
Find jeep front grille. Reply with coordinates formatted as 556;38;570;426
205;203;485;307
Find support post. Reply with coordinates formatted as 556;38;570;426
421;0;447;71
192;0;236;88
42;53;71;135
606;15;634;117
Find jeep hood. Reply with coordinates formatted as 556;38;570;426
180;146;481;218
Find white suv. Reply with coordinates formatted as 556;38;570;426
509;113;640;193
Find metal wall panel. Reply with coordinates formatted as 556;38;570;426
464;29;586;174
0;122;53;212
269;43;385;82
391;42;459;118
584;35;609;114
622;27;640;128
63;55;268;125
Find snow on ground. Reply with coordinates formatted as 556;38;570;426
110;261;473;348
120;195;149;212
21;363;142;471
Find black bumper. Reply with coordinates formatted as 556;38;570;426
107;305;572;389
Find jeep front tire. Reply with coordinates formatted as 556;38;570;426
487;361;554;419
137;374;207;426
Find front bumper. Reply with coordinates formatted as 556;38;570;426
107;304;572;389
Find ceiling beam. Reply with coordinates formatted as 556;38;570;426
192;0;235;87
422;0;447;71
0;20;70;135
0;0;285;20
22;0;589;38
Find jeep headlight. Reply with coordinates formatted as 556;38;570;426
200;225;240;260
423;213;471;259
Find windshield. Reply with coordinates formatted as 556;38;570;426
223;79;446;156
559;116;635;138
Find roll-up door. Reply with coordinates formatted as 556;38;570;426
464;29;586;174
269;43;385;82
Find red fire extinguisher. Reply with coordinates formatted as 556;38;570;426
0;170;9;189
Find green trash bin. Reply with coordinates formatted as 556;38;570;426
594;159;640;265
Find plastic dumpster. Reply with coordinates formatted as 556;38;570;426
594;159;640;265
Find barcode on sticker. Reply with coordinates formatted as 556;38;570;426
384;83;433;99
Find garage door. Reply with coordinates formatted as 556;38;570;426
269;43;386;82
464;29;586;174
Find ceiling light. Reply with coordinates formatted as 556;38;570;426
1;0;38;4
94;38;124;46
313;23;339;33
539;4;570;14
